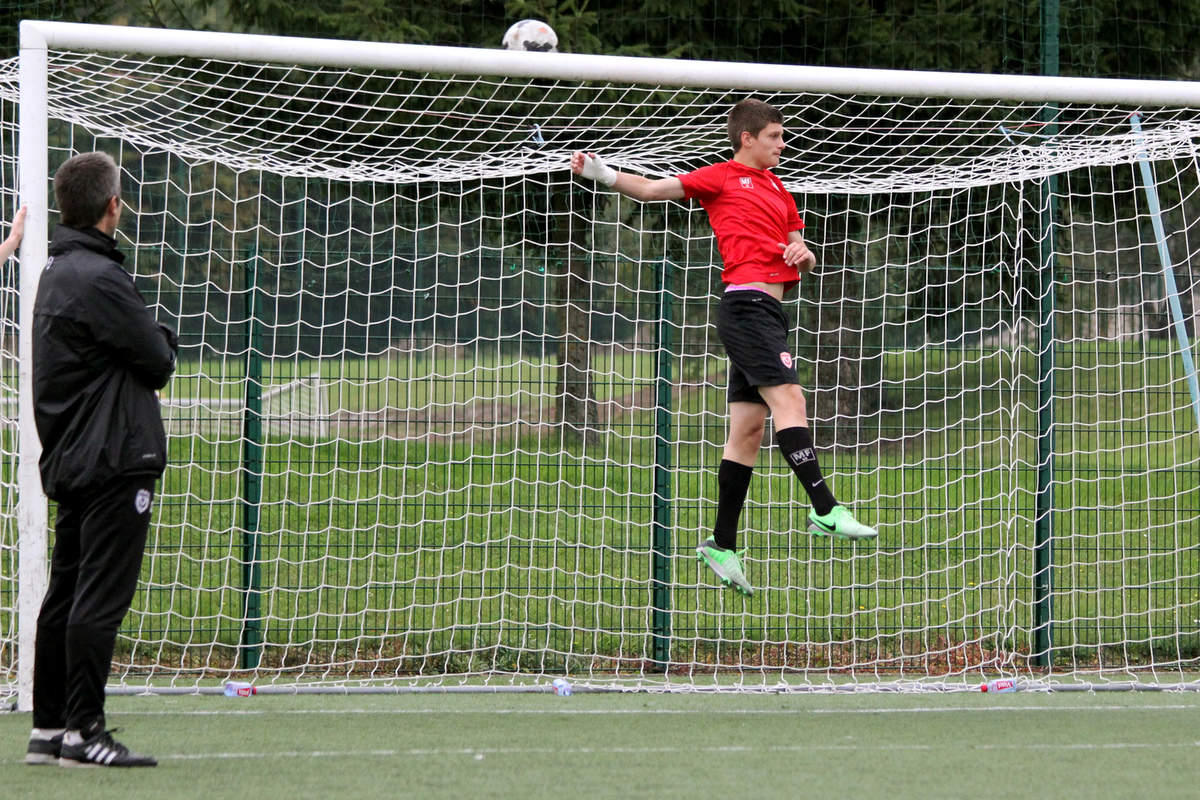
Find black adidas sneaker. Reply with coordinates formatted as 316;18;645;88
25;729;64;765
59;727;157;768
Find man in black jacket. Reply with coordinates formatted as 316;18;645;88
25;152;176;768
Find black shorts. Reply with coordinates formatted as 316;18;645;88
716;289;800;405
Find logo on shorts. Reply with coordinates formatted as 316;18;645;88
780;351;793;368
739;176;754;189
134;488;152;514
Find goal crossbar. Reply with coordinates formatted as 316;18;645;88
20;19;1200;105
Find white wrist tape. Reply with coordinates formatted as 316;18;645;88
580;153;618;187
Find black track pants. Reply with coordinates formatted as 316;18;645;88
32;475;156;732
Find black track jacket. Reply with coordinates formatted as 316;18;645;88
33;225;177;499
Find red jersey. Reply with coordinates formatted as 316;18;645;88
677;160;804;289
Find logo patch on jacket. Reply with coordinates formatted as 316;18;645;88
134;488;152;514
740;176;754;189
780;352;793;368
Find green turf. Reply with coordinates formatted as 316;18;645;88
3;691;1199;799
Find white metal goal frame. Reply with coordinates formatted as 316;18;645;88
9;21;1200;707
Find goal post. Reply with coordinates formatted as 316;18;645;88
13;24;48;713
5;21;1200;705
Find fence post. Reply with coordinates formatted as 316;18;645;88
1033;0;1060;669
240;250;264;669
651;260;675;668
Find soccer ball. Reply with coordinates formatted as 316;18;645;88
501;19;558;53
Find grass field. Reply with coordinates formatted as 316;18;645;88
2;690;1199;799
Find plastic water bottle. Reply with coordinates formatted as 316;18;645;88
980;678;1018;693
223;680;257;697
551;677;572;696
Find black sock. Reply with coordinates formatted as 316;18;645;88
775;426;838;516
713;459;753;550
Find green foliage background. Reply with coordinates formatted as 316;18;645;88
4;0;1200;78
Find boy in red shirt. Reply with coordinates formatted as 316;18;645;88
571;99;876;597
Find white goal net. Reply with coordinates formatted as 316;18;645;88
2;23;1198;697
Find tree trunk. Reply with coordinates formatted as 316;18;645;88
812;276;882;449
552;181;597;444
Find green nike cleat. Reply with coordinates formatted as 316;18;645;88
696;538;753;596
807;505;877;540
